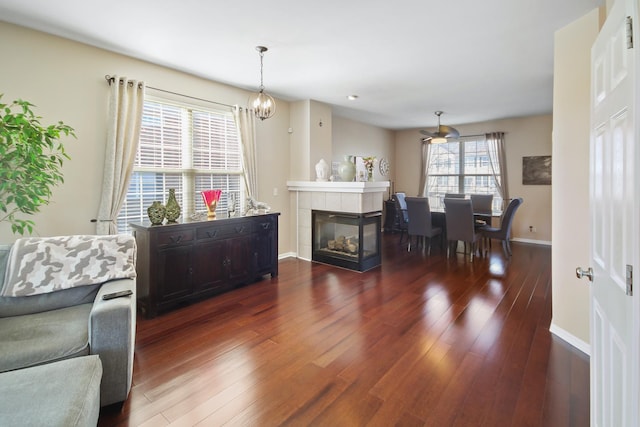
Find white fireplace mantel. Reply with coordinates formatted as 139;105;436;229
286;180;390;194
287;180;390;260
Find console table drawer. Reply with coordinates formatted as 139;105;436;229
197;222;253;240
156;229;195;246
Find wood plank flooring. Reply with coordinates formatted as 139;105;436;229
99;234;589;426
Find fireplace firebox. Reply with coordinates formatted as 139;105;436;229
312;210;382;272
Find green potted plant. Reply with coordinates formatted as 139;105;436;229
0;94;76;235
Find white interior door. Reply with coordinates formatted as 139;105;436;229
589;0;639;425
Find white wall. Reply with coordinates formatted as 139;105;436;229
395;115;553;243
551;7;602;348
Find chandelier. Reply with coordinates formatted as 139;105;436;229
248;46;276;120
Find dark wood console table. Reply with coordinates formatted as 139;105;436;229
131;212;279;318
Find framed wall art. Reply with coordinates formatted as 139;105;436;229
522;155;552;185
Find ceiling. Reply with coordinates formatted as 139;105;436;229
0;0;602;130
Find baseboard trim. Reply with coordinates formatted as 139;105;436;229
278;252;297;260
278;252;313;262
512;237;552;246
549;322;590;356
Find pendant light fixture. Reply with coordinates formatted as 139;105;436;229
420;111;460;143
248;46;276;120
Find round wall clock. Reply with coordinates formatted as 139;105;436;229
379;157;390;176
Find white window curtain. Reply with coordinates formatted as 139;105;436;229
96;76;145;234
486;132;508;206
233;106;258;199
419;140;432;196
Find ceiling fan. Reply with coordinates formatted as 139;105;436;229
420;111;460;143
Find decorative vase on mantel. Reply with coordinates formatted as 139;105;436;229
147;201;166;225
338;155;356;182
164;188;181;223
315;158;330;182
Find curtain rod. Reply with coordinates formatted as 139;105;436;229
104;75;236;109
461;134;490;138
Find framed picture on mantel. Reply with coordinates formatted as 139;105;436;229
522;155;552;185
354;156;367;182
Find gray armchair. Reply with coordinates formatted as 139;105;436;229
0;235;137;407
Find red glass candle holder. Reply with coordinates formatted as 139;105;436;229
201;189;222;218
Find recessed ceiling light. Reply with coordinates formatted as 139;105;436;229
347;95;358;101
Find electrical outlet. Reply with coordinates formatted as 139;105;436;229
529;226;537;233
273;187;278;196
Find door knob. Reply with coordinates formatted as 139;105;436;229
576;267;593;282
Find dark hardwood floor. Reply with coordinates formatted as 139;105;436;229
99;233;589;426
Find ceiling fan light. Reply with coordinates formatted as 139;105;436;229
420;111;459;142
430;136;448;144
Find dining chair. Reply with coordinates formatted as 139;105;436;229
393;192;409;244
443;198;481;260
478;197;523;257
470;194;493;225
444;193;465;199
405;197;442;254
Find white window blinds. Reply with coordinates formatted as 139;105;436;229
117;99;244;233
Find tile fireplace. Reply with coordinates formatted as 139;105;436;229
312;210;382;272
287;180;390;264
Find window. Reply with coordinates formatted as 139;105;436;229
117;98;244;233
426;136;502;211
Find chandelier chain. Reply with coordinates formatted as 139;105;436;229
259;49;265;91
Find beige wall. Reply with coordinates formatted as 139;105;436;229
289;99;333;182
0;21;293;254
395;115;553;243
0;21;395;257
332;116;395;188
289;100;311;181
310;101;333;175
0;11;606;352
551;8;602;348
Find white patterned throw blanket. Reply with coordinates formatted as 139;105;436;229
1;235;136;297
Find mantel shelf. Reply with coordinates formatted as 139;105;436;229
287;180;390;193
